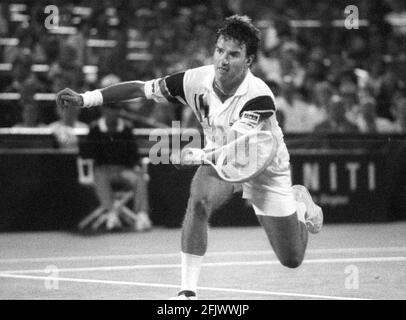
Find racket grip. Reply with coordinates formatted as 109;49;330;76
180;148;205;165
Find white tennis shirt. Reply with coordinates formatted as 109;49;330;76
144;65;290;173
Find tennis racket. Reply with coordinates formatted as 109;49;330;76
179;131;277;183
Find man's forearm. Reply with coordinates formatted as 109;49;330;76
100;81;146;104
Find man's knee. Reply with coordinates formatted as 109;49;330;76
189;196;212;220
187;165;234;220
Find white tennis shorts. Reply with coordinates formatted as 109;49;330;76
241;165;297;217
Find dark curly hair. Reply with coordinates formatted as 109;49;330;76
216;15;261;61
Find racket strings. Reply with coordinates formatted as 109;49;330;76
216;134;274;181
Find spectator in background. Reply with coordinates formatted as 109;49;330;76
51;72;74;96
276;77;324;133
4;53;44;98
82;103;152;231
3;29;32;64
279;41;305;88
3;24;47;64
1;54;44;127
48;44;84;92
365;58;385;97
314;95;360;133
313;81;333;108
311;80;333;122
256;38;283;84
338;73;360;125
48;104;88;151
390;89;406;133
66;20;92;66
6;54;36;93
354;94;394;133
304;47;329;85
376;68;402;120
13;100;46;128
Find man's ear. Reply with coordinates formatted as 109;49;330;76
246;55;255;67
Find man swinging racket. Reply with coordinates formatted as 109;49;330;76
57;15;323;300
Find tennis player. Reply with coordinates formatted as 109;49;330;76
57;15;323;300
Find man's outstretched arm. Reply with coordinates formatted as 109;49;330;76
56;81;146;109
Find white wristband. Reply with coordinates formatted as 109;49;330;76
144;80;154;100
80;90;103;108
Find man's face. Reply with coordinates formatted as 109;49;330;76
213;36;253;85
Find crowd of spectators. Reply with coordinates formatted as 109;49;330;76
0;0;406;134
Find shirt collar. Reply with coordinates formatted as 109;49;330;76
205;65;251;97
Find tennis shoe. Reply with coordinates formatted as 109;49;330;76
293;185;323;234
169;290;197;300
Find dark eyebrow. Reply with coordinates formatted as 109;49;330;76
215;46;241;55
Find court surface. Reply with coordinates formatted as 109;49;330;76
0;222;405;300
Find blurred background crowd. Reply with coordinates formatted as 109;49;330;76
0;0;406;134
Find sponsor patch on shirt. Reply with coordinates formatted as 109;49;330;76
231;111;261;134
242;111;260;124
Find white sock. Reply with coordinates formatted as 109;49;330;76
295;200;307;224
180;252;203;294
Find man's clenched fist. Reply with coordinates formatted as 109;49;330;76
56;88;83;108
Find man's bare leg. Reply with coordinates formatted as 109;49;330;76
177;166;234;298
257;213;308;268
256;185;323;268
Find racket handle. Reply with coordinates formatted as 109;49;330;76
180;148;205;165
